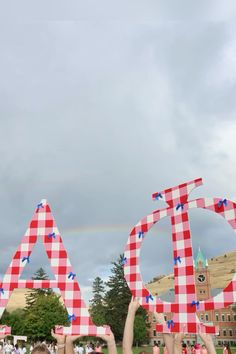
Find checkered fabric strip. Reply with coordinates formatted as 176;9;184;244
193;197;236;312
0;199;110;336
0;325;11;335
124;179;236;334
152;178;203;208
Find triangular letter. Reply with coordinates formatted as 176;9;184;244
0;200;110;336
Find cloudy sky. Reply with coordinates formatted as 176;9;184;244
0;1;236;303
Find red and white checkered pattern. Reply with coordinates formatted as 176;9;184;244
124;178;236;334
0;199;110;336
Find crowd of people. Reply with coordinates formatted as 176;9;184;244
0;298;234;354
74;342;104;354
153;341;233;354
0;341;27;354
0;341;106;354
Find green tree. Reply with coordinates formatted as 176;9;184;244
133;314;149;346
0;309;26;334
23;268;69;340
104;255;132;341
90;277;106;325
104;255;149;343
23;293;69;341
25;268;52;309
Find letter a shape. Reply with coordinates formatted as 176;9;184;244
0;199;110;336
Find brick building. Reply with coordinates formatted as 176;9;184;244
149;248;236;346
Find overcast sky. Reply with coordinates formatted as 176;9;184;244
0;1;236;303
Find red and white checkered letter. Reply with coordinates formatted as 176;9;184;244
0;199;110;336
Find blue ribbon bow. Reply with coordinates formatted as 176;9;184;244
167;320;175;329
176;203;184;211
138;231;144;239
217;199;227;208
155;193;163;201
22;256;30;263
121;256;127;266
0;288;4;295
191;300;200;310
174;256;181;265
48;232;56;240
145;294;154;303
36;202;44;211
68;314;77;322
68;272;76;280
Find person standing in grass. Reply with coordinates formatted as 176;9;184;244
200;344;207;354
223;344;231;354
153;342;160;354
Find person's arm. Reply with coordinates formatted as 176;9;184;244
64;335;82;354
122;297;140;354
153;313;174;354
199;333;216;354
51;329;66;354
173;333;185;354
99;329;117;354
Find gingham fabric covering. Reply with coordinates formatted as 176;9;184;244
124;178;236;334
0;199;110;336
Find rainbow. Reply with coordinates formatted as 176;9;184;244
61;224;131;235
61;223;168;236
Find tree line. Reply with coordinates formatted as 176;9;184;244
89;255;149;344
0;267;69;341
0;256;149;345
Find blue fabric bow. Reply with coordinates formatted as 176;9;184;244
68;272;76;280
191;300;200;309
22;256;30;263
36;202;44;211
121;256;127;266
217;199;227;208
145;294;154;303
155;193;163;200
174;256;181;265
176;203;184;211
167;320;175;329
48;232;56;240
138;231;144;239
0;288;4;294
68;314;77;322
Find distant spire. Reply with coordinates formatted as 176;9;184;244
195;247;207;268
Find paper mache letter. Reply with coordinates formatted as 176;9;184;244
0;199;110;336
123;178;236;334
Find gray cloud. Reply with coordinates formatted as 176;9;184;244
1;1;236;22
0;8;236;303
